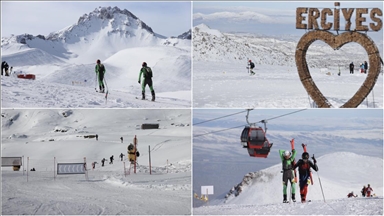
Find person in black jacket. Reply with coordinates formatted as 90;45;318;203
248;60;255;75
293;150;319;203
364;61;368;74
349;62;354;74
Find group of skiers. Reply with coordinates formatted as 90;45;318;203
95;59;155;101
360;184;374;197
349;61;368;74
279;140;318;203
93;153;126;169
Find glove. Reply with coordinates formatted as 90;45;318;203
312;154;316;164
138;80;141;84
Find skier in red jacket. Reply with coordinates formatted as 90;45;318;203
293;144;318;203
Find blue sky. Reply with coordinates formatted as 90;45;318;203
1;1;191;37
193;1;383;40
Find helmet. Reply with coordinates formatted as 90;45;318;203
283;150;291;157
142;62;147;67
96;59;101;64
302;152;309;160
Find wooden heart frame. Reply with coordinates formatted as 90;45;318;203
295;31;382;108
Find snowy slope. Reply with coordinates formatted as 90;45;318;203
193;24;383;108
193;150;383;215
1;6;191;108
1;109;191;215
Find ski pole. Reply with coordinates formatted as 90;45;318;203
95;73;97;92
317;171;326;203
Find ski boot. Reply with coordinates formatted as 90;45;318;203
283;194;288;203
292;193;296;202
151;90;155;101
141;91;145;100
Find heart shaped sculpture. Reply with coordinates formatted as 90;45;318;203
295;31;382;108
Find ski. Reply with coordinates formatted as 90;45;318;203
135;97;155;102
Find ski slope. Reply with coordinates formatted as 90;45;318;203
1;6;191;108
1;109;191;215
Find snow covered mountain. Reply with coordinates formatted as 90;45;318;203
2;109;191;215
1;6;190;64
194;152;383;215
193;23;383;68
1;6;191;108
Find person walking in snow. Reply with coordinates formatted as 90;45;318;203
361;185;367;197
293;144;319;203
101;158;106;167
248;60;255;75
279;145;297;203
95;134;98;141
364;61;368;74
349;62;354;74
360;63;364;73
120;153;124;161
95;59;106;93
92;162;97;170
138;62;155;101
366;184;373;197
109;155;114;164
2;61;9;76
120;137;123;143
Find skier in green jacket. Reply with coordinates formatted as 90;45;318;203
279;139;297;203
138;62;155;101
95;59;106;93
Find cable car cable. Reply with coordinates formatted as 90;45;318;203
194;109;307;137
193;110;250;125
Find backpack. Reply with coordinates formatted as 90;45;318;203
99;64;106;74
145;67;153;78
250;62;255;68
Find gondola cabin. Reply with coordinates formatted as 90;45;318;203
240;126;273;158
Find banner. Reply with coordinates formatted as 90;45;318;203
57;163;86;175
2;157;22;166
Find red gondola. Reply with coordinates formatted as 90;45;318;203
240;110;273;158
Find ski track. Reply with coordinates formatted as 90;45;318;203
1;77;191;108
2;169;191;215
193;61;383;108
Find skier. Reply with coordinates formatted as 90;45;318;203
279;140;297;203
293;144;319;203
138;62;155;101
95;59;106;93
120;137;123;143
120;153;124;161
361;185;367;197
2;61;9;76
248;60;255;75
101;158;106;167
92;161;97;169
360;63;364;73
347;191;357;198
366;184;373;197
364;61;368;74
349;62;354;74
109;155;114;164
